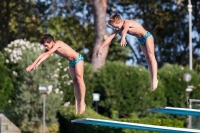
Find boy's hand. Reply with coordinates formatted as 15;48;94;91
32;63;40;70
26;63;40;72
26;65;34;72
96;49;102;58
120;38;127;46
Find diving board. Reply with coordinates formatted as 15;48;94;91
147;107;200;116
71;118;200;133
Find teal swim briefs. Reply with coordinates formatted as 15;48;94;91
69;54;84;67
138;31;153;46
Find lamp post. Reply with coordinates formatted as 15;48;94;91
183;72;192;105
186;86;194;129
0;114;1;133
39;85;52;133
186;86;194;103
93;93;100;112
183;73;193;128
188;0;193;70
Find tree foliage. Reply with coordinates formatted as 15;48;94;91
0;0;45;50
1;0;200;68
88;61;166;118
3;39;66;132
0;52;13;109
83;62;200;121
1;0;200;131
159;64;200;108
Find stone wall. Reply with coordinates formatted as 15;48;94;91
0;114;21;133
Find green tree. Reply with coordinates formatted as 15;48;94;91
1;0;200;68
90;61;166;118
0;0;45;50
0;52;13;110
159;64;200;108
4;39;66;132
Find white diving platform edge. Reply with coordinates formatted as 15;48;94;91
71;118;200;133
147;107;200;116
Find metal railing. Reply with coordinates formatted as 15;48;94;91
188;99;200;129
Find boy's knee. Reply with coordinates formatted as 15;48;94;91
76;75;83;83
72;75;83;84
147;53;155;61
149;57;156;63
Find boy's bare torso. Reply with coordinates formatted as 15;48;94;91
123;20;147;38
51;40;78;61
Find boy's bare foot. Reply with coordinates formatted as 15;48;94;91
150;79;158;92
75;101;79;114
79;102;86;114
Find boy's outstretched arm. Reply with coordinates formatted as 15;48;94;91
26;44;60;71
96;31;117;58
120;20;129;46
26;52;47;71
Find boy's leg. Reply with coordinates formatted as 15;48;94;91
145;36;158;91
69;66;80;114
139;44;153;90
74;60;86;114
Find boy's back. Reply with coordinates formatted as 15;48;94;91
49;40;79;61
123;20;147;38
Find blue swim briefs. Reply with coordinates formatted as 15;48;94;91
138;31;153;46
69;54;84;67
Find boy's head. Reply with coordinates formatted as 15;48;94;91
39;34;55;50
39;34;55;44
108;13;123;30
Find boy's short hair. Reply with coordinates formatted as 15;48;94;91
108;13;122;25
39;34;55;44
